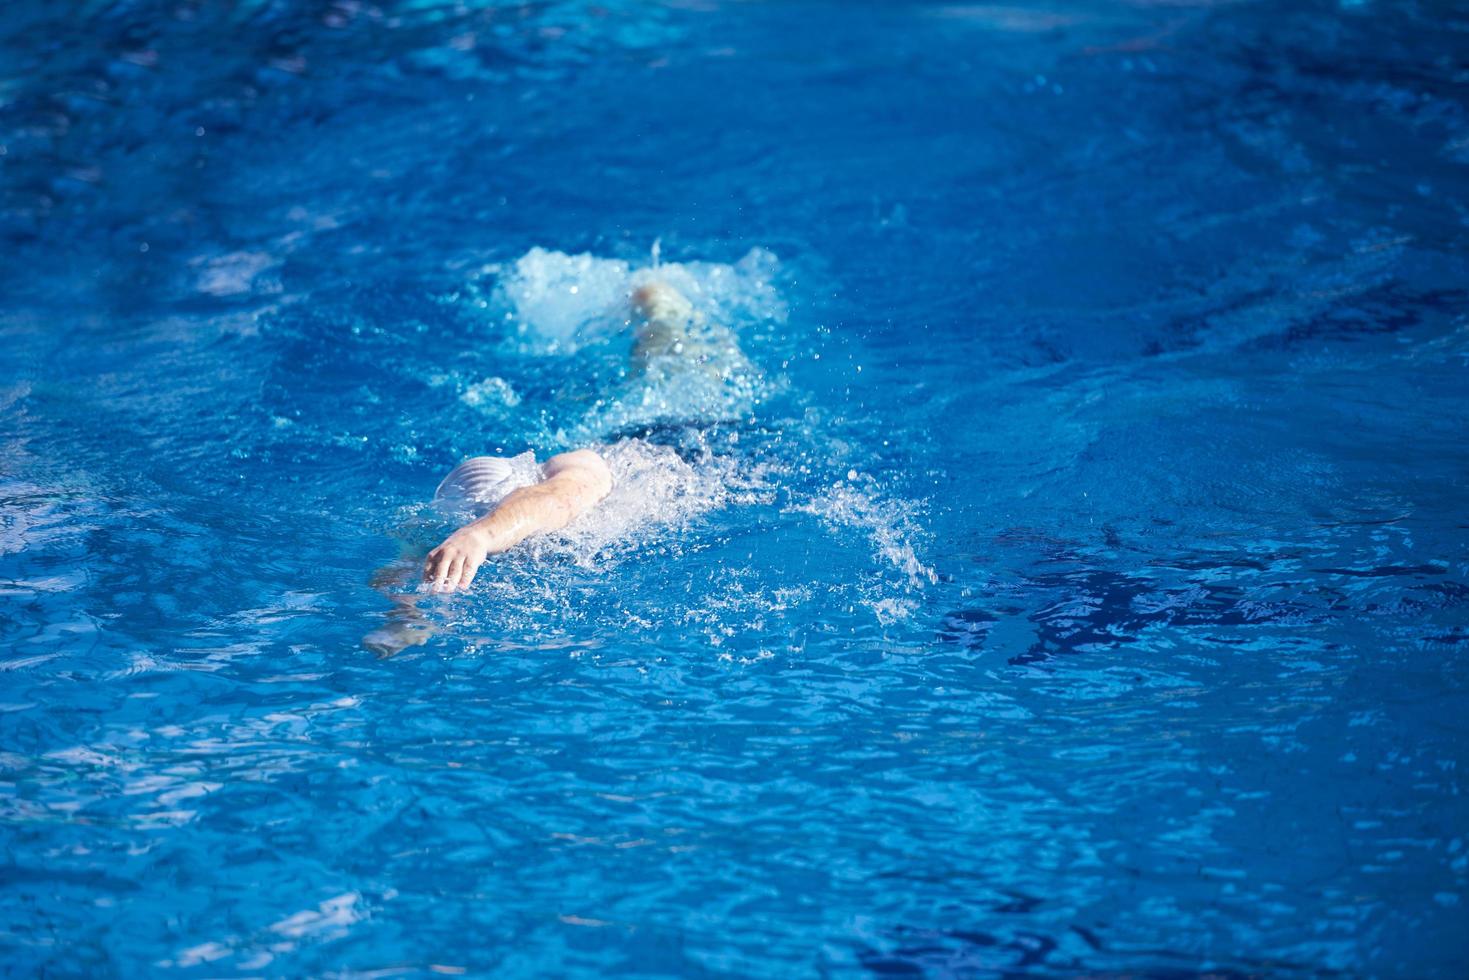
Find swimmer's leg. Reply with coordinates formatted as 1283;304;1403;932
630;281;699;366
629;279;755;385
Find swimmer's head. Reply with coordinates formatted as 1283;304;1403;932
434;453;536;513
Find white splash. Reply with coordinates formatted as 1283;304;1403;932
519;438;771;565
483;245;785;355
459;376;521;409
489;247;635;350
795;478;936;588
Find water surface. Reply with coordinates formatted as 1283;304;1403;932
2;0;1467;975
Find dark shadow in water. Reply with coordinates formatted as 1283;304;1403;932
937;557;1460;667
855;921;1313;978
858;925;1068;977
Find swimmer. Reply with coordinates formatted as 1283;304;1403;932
364;277;735;656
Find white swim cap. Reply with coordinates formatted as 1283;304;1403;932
434;452;538;510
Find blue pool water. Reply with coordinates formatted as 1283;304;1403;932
3;0;1468;974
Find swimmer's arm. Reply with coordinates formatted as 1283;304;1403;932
423;449;613;591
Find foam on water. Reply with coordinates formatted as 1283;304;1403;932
485;245;785;355
797;475;937;588
486;247;636;351
518;438;767;566
459;376;521;410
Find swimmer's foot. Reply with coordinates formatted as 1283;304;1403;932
631;281;701;365
632;281;694;326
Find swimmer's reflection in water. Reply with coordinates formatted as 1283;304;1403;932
364;280;744;657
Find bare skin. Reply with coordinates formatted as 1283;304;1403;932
362;450;611;658
423;448;613;592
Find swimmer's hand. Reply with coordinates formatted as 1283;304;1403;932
423;449;613;592
424;527;493;593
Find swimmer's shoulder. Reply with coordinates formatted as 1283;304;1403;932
542;448;613;500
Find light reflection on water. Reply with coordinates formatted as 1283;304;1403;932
2;0;1468;975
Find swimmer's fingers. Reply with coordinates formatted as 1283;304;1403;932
424;531;490;592
438;554;466;593
457;557;482;591
423;547;456;592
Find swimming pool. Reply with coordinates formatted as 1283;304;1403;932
2;0;1466;974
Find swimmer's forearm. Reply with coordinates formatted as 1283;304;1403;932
465;479;593;552
477;450;613;550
